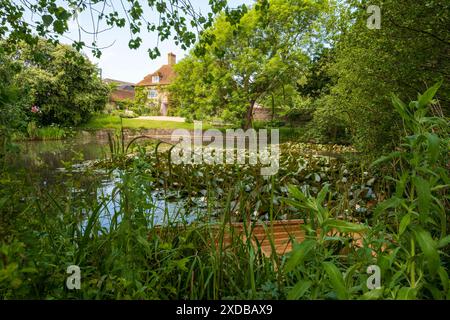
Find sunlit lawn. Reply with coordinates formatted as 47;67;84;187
82;114;212;130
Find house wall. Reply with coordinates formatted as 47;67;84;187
145;85;170;116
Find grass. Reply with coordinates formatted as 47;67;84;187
0;88;447;299
83;115;325;144
1;130;447;299
11;124;70;141
82;114;212;131
35;126;68;140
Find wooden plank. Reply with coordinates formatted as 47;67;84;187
214;219;306;257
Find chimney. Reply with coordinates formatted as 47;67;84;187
168;52;176;65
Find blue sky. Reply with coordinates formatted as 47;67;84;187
61;0;253;84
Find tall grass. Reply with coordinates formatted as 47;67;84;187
0;84;448;299
22;122;69;141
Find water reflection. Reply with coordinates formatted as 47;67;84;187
8;133;205;228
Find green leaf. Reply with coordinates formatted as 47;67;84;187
323;219;367;233
371;151;402;167
285;240;315;273
413;176;431;216
438;267;449;293
361;288;383;300
316;184;329;205
396;287;417;300
426;284;444;300
287;280;312;300
175;257;190;272
399;214;411;236
437;235;450;249
374;197;404;218
323;262;348;300
288;184;307;202
395;172;409;198
413;227;439;276
53;20;66;34
42;15;54;27
418;80;443;109
0;196;8;210
425;132;440;164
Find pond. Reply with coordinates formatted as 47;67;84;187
6;132;203;228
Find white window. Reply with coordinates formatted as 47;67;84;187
152;75;160;83
148;89;158;98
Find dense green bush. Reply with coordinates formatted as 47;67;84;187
318;0;450;153
11;39;109;127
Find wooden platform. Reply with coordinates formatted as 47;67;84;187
154;219;374;258
214;219;373;257
215;219;306;256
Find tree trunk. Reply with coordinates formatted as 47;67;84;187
245;100;256;129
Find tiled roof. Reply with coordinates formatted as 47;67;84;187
111;89;135;101
103;78;135;87
136;64;176;86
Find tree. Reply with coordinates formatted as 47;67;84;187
11;39;109;126
0;47;22;158
317;0;450;153
0;0;249;59
170;0;326;128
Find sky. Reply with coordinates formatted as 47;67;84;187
60;0;254;84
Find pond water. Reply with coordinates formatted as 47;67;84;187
7;133;203;228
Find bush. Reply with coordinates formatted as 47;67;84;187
12;39;109;127
311;96;351;144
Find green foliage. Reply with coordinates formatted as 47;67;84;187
0;47;22;159
283;84;449;300
297;48;334;99
317;0;450;153
26;121;38;140
370;82;449;296
0;0;249;59
0;0;449;302
170;0;326;127
11;39;109;126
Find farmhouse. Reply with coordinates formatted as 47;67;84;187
135;53;177;116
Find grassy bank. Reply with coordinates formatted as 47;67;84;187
82;115;212;131
83;115;325;143
12;124;72;141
